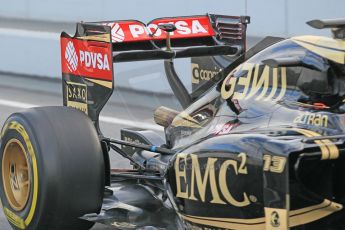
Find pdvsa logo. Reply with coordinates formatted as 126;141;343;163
65;41;78;71
105;23;125;43
127;19;209;39
146;20;208;37
79;51;110;71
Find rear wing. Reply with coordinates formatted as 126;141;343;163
60;14;250;131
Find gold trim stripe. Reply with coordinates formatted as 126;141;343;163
179;199;342;229
180;214;265;230
86;78;113;88
290;200;342;227
290;199;330;216
293;128;339;160
172;112;202;128
77;34;111;43
292;36;345;51
291;36;345;64
182;214;265;224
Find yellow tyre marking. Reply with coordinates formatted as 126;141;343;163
0;122;9;138
3;207;25;229
2;121;39;229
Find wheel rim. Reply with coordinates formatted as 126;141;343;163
2;139;31;211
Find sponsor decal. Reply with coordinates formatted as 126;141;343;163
65;41;78;71
270;211;280;227
192;63;221;84
293;113;328;127
263;155;287;173
61;37;113;81
122;136;143;151
221;63;287;101
180;130;193;137
175;153;251;207
105;22;125;42
66;82;88;114
104;16;214;43
211;122;238;135
79;50;110;71
265;208;288;230
149;17;210;37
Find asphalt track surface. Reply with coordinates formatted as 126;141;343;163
0;75;166;230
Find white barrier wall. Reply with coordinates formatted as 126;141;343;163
0;28;60;77
0;0;344;93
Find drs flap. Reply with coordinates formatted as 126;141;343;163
102;16;215;43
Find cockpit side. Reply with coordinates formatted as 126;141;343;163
167;37;345;148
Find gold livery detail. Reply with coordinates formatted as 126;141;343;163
175;153;251;207
221;63;287;101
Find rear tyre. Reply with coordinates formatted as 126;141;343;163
0;106;105;230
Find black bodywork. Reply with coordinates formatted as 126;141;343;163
61;15;345;229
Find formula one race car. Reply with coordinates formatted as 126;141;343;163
1;14;345;230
